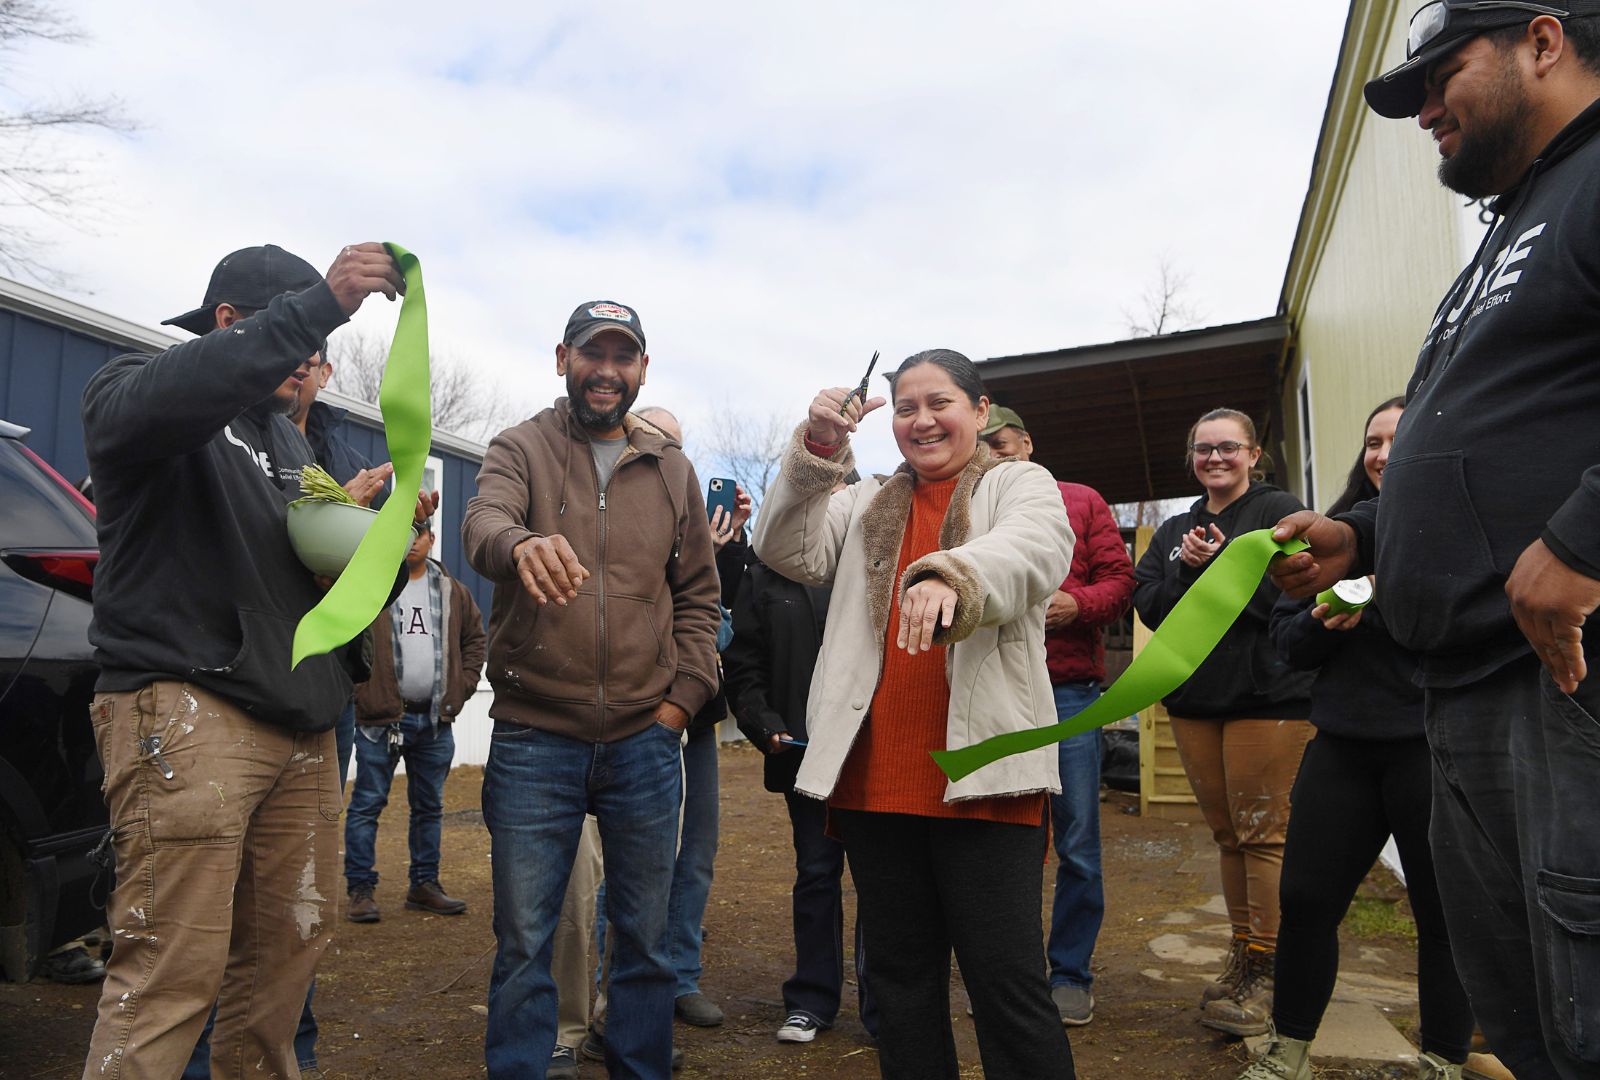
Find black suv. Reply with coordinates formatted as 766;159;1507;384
0;418;105;981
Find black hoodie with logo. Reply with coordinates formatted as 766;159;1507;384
1133;483;1313;719
82;282;358;731
1339;99;1600;688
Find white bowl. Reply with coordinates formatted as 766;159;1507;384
286;501;415;578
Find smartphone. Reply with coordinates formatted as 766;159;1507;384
775;737;807;751
706;477;737;524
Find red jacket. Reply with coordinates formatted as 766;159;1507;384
1047;482;1134;684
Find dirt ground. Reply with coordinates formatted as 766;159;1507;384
0;742;1422;1079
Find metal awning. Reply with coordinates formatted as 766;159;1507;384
976;316;1290;505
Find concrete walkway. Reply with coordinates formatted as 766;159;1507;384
1143;824;1425;1074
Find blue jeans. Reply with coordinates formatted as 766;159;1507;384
783;791;878;1034
666;724;719;998
183;702;356;1079
483;721;682;1080
1046;682;1105;990
344;711;455;890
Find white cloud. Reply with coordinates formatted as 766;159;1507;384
10;0;1348;474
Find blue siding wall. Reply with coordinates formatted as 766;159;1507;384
0;304;492;626
0;309;121;486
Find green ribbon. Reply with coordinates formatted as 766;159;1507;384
929;529;1307;782
292;243;431;668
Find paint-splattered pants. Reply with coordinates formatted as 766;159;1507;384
83;681;340;1080
1168;715;1313;949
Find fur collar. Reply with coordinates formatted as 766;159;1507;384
858;443;997;641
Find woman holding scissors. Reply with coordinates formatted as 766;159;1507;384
752;349;1077;1080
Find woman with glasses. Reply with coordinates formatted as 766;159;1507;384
752;349;1076;1080
1133;408;1313;1036
1235;398;1473;1080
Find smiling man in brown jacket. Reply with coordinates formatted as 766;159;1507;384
462;300;721;1080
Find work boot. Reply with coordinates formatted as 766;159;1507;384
1236;1026;1311;1080
1418;1051;1465;1079
1202;934;1251;1004
346;884;380;923
675;991;725;1027
1201;947;1275;1036
406;879;467;915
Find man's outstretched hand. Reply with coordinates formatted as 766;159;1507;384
1268;511;1359;598
1507;538;1600;694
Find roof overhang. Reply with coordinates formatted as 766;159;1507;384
977;316;1290;505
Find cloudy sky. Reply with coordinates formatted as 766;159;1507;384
7;2;1350;474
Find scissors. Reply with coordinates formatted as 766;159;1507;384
840;350;879;415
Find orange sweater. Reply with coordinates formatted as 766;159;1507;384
829;474;1045;827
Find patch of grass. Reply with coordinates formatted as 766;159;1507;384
1343;896;1417;941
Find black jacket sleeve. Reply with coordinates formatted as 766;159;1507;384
1334;495;1380;578
721;567;787;751
1269;592;1344;672
83;283;348;464
1132;517;1199;630
715;534;749;611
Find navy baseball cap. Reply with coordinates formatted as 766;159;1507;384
164;244;323;336
563;300;645;352
1365;1;1600;118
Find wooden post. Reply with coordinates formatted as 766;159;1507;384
1133;525;1203;821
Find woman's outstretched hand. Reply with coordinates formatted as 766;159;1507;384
899;579;958;656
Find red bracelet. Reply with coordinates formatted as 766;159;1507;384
804;433;840;458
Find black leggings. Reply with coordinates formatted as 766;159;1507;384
1274;731;1474;1062
833;809;1076;1080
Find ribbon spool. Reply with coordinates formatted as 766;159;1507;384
1316;577;1373;616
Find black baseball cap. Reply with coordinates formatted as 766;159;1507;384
563;300;645;352
1365;1;1600;118
164;244;324;336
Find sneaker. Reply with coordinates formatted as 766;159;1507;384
579;1029;682;1070
1418;1051;1465;1080
675;991;725;1027
547;1044;580;1080
346;884;380;923
777;1014;820;1043
405;879;467;915
299;1069;327;1080
1202;935;1250;1004
1051;984;1094;1026
1200;948;1275;1037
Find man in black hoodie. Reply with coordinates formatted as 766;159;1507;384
80;242;408;1080
1272;6;1600;1075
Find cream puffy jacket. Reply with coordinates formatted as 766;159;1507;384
752;427;1075;803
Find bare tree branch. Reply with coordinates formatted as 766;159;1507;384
1111;497;1191;530
694;400;791;510
327;329;532;443
0;1;135;283
1122;258;1205;339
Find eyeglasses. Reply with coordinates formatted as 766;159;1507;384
1408;1;1570;58
1190;441;1250;460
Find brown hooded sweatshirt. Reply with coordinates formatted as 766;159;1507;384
462;399;721;742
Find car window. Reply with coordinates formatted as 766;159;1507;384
0;440;97;549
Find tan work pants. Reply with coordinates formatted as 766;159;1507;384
83;681;340;1080
552;814;604;1048
1169;716;1312;949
